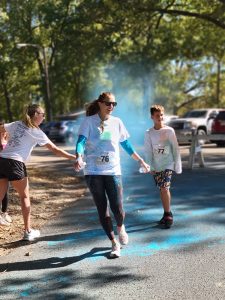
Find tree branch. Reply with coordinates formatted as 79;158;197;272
175;96;205;112
184;81;205;94
145;8;225;30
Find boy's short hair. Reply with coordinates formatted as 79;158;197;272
150;104;165;115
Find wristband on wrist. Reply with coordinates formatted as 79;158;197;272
75;153;82;162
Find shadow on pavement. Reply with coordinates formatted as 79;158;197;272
0;247;111;272
1;228;105;251
1;266;146;299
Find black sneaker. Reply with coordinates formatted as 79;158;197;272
159;215;166;224
159;212;173;229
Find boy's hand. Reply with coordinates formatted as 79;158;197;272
140;160;151;173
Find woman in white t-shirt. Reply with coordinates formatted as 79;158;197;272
0;104;76;241
74;92;149;258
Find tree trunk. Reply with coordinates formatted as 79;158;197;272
216;59;221;106
0;73;13;122
36;54;53;121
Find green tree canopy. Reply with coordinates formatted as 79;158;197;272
1;0;225;121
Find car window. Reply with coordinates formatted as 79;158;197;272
216;111;225;120
66;121;78;127
183;110;207;118
40;121;55;129
53;122;62;129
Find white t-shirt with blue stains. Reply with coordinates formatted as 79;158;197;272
0;121;50;163
78;114;130;175
144;126;182;174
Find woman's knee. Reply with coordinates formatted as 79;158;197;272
20;195;31;208
100;215;111;222
111;204;124;220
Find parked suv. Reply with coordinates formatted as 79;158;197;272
167;108;220;144
40;121;56;137
211;110;225;147
164;115;179;124
48;120;81;144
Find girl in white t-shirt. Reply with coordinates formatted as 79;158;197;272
144;104;182;229
74;92;150;258
0;104;76;241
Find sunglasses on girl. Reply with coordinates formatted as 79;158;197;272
101;101;117;107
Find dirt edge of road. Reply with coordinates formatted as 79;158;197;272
0;166;86;257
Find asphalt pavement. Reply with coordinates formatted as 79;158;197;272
1;145;225;300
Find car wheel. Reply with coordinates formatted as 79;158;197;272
197;129;207;145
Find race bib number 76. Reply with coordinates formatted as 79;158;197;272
96;152;111;165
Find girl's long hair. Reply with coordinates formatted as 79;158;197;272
86;99;99;116
86;92;114;116
23;104;42;128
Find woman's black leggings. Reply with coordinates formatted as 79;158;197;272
2;192;8;213
85;175;124;240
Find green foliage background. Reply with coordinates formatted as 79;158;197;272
1;0;225;121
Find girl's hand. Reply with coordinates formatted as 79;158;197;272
74;156;84;172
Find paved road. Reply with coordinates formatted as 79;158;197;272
1;144;225;299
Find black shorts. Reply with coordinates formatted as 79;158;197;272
0;157;27;181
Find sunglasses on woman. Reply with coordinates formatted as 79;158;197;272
101;101;117;107
36;112;45;117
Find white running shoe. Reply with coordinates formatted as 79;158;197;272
23;229;40;241
118;225;129;245
2;212;12;223
0;215;10;226
110;241;121;258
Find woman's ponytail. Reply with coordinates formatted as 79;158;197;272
86;99;100;116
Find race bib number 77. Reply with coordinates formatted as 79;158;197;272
153;144;169;155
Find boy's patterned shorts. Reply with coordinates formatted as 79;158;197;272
153;169;174;189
